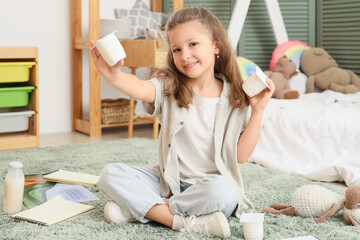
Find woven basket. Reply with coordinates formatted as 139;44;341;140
101;98;136;124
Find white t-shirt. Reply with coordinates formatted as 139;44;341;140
175;91;221;184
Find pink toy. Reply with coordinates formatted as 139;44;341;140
270;40;310;71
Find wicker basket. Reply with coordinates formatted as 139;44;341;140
101;98;136;124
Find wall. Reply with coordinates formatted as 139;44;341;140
0;0;149;134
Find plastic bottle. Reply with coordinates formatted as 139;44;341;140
2;161;25;214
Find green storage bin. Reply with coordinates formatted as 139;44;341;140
0;86;35;108
0;62;36;83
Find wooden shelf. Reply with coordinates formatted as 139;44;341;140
101;119;155;128
70;0;183;139
0;47;39;151
0;132;38;151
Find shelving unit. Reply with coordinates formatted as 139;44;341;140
0;47;39;151
70;0;183;139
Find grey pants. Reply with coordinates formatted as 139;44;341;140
99;163;239;223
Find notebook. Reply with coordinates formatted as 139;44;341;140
43;169;100;186
12;195;94;226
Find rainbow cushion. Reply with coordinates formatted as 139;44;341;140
270;40;310;71
236;56;258;81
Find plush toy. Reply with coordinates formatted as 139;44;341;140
265;56;299;99
263;184;360;226
344;185;360;226
300;48;360;94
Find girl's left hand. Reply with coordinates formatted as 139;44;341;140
248;78;275;113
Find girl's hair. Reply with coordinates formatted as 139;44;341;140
151;7;249;109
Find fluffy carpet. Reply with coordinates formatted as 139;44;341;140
0;138;358;240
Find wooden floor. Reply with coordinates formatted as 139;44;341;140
40;125;154;147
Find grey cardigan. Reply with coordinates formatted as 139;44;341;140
143;74;254;218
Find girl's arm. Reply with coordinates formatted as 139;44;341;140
90;41;156;103
237;79;275;164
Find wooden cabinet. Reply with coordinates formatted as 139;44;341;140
70;0;182;139
0;47;39;151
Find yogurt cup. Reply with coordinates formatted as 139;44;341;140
92;30;126;67
240;213;265;240
242;66;270;97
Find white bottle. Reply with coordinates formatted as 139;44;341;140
2;161;25;214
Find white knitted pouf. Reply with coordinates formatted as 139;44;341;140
290;185;345;217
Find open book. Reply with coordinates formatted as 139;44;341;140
43;169;99;186
23;173;56;207
12;195;94;226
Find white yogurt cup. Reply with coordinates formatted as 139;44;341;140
242;66;270;97
92;30;126;67
240;213;265;240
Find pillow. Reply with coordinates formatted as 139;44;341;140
270;40;310;71
114;0;167;39
236;56;258;81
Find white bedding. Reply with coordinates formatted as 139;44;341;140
250;90;360;186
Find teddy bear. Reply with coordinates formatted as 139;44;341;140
300;48;360;94
262;184;360;226
264;56;300;99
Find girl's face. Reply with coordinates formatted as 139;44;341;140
168;20;219;82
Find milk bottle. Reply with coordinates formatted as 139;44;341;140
2;161;25;213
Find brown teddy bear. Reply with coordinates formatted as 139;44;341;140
263;184;360;226
265;56;299;99
301;48;360;93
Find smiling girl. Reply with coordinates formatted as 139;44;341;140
90;7;274;238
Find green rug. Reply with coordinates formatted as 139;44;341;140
0;138;358;240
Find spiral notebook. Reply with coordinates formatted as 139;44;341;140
12;195;94;226
43;169;99;186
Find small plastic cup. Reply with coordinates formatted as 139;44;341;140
242;74;268;97
240;213;264;240
242;66;270;97
92;30;126;67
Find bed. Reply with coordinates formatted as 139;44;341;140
236;38;360;187
249;90;360;186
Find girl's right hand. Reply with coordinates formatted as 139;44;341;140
90;40;124;82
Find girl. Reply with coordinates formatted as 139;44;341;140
91;7;274;239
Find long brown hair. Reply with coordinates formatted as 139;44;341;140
151;7;249;109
